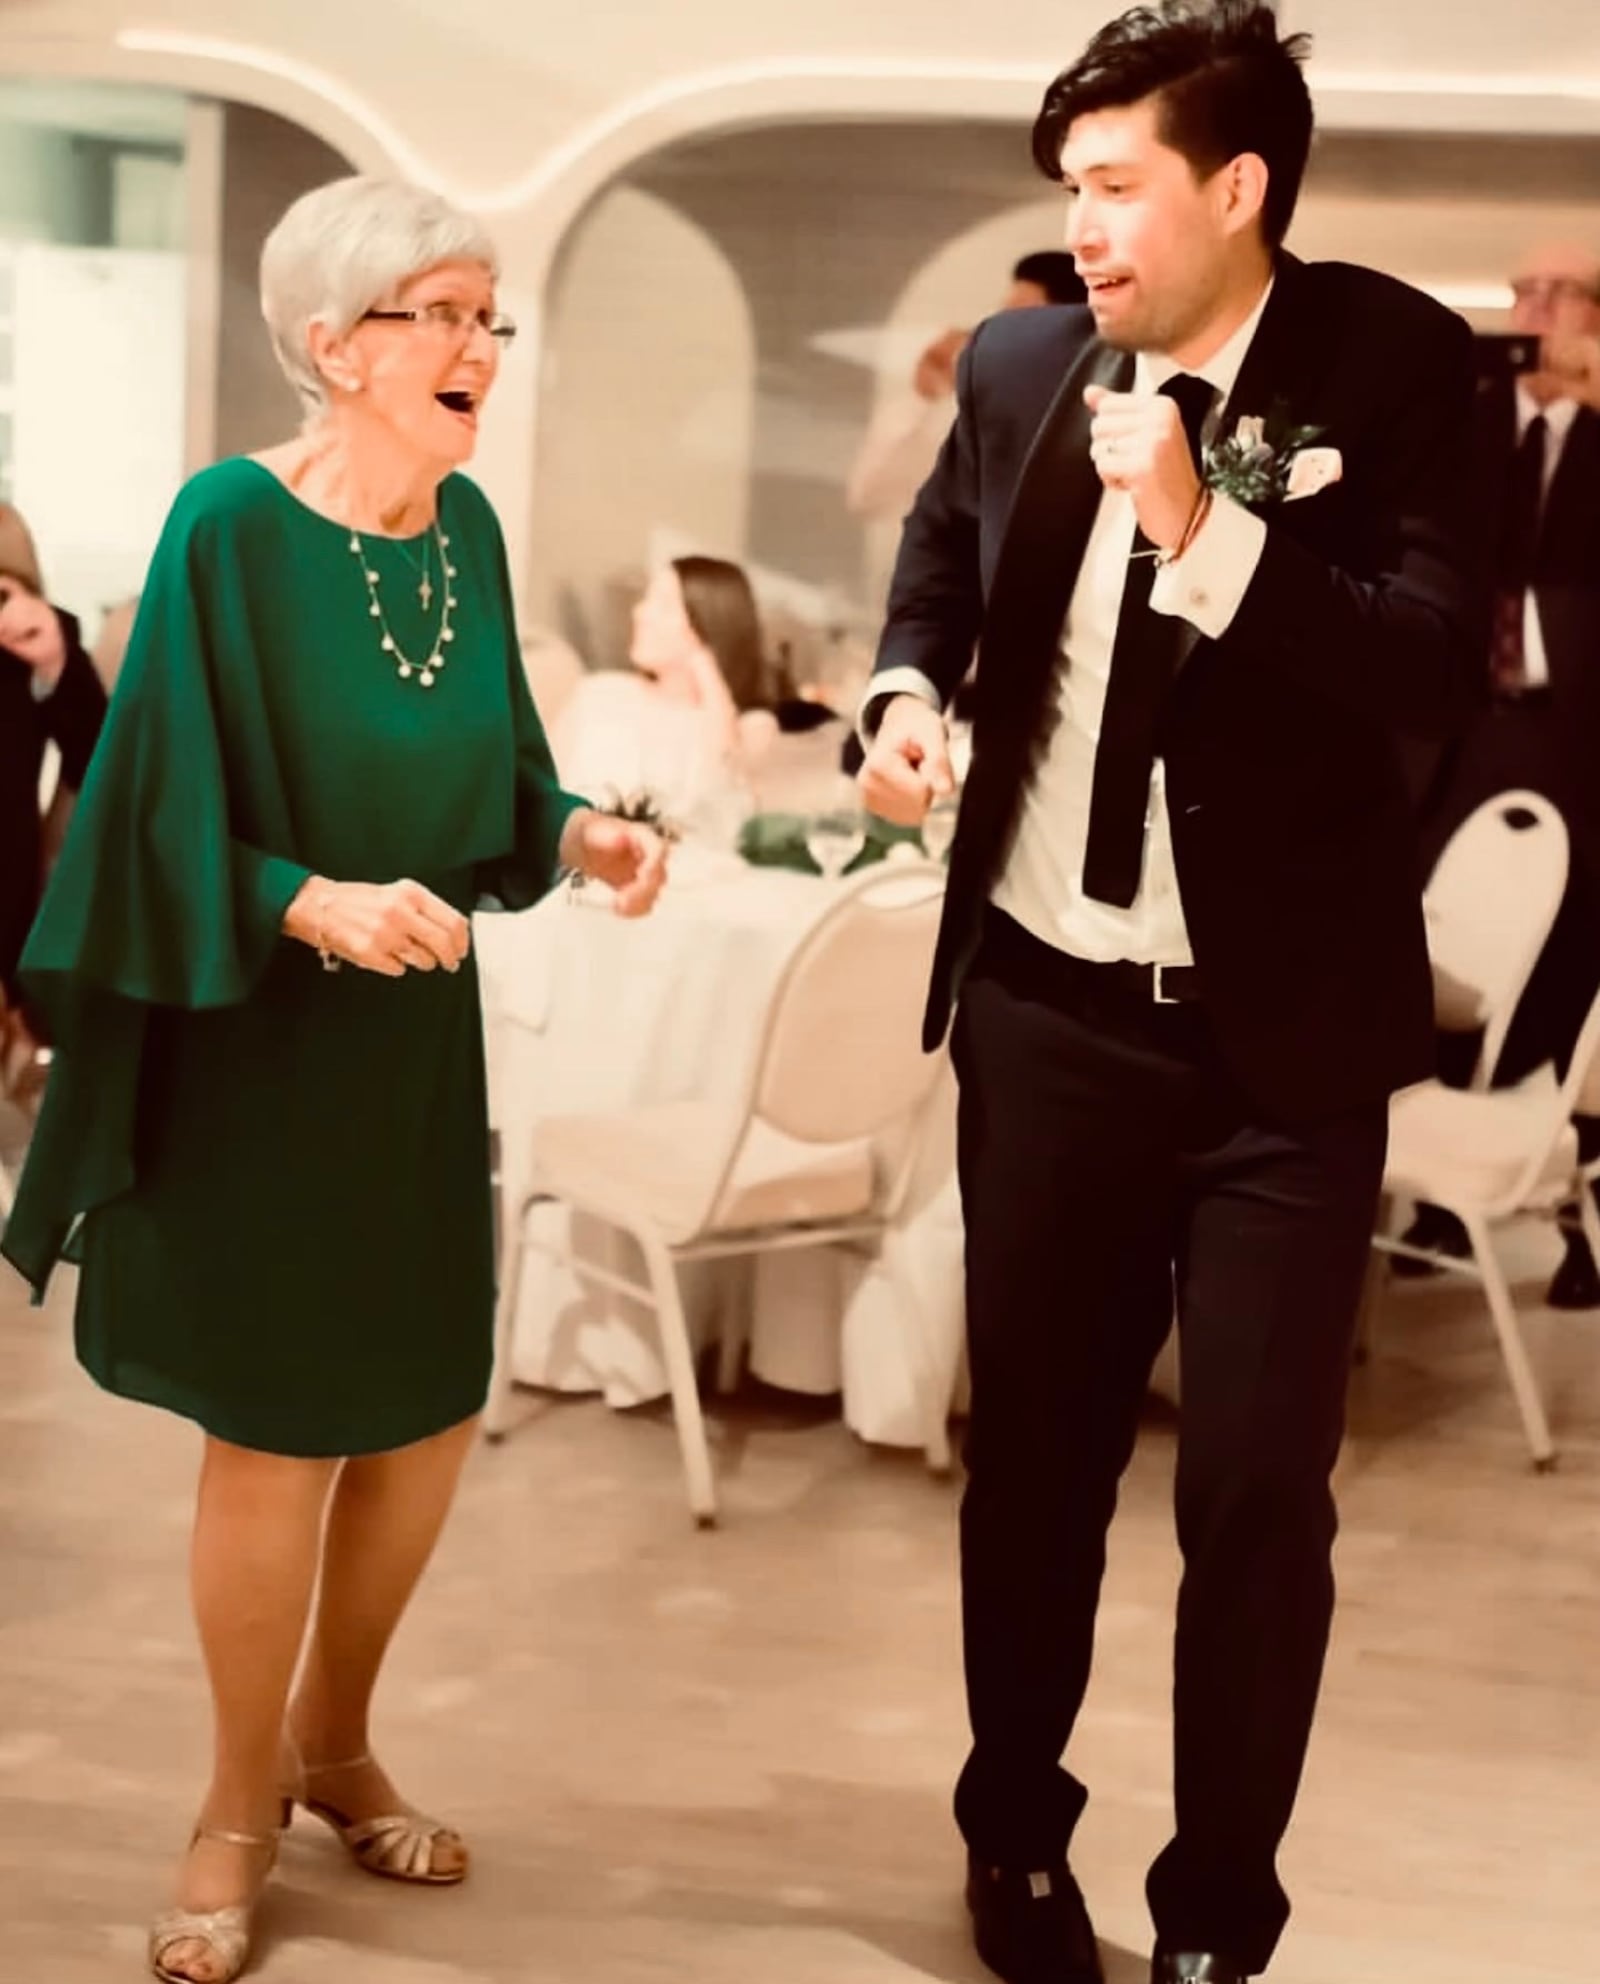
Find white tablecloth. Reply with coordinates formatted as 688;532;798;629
474;850;966;1447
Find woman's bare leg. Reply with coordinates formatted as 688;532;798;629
287;1416;478;1874
161;1437;338;1982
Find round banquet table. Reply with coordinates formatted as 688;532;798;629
473;848;966;1447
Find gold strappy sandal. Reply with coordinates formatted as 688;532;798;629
148;1822;282;1984
296;1753;468;1885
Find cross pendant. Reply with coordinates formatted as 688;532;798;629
418;574;434;611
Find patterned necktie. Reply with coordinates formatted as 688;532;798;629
1489;412;1548;696
1080;371;1217;909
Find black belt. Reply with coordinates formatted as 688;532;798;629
981;907;1203;1006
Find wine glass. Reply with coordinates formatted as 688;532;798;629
921;795;959;865
806;783;867;880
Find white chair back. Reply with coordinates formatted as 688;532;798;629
748;861;945;1147
1423;789;1568;1088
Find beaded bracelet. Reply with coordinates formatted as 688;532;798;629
312;885;342;973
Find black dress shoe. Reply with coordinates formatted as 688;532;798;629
965;1853;1104;1984
1150;1954;1249;1984
1546;1240;1600;1310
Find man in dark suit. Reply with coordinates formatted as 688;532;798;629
856;6;1481;1981
1402;241;1600;1305
1;567;107;1033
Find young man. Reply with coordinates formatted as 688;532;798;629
857;5;1482;1981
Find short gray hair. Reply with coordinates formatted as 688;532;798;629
260;175;500;417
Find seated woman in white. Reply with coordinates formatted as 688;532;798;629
553;556;776;835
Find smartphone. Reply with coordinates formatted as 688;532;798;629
1475;331;1541;385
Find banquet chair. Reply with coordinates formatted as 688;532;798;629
1370;981;1600;1468
487;861;950;1524
1422;789;1567;1089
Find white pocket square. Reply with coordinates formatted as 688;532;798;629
1284;446;1342;502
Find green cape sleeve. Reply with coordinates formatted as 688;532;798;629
1;477;309;1296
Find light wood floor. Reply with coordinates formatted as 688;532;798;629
1;1175;1596;1981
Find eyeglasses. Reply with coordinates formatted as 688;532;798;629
362;302;518;345
1509;277;1598;306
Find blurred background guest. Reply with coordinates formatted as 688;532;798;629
1;173;665;1984
839;255;1089;780
553;553;777;834
0;500;46;594
1403;240;1600;1305
0;547;107;1072
844;250;1088;532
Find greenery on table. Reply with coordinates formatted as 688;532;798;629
738;810;927;876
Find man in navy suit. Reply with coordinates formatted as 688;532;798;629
857;6;1482;1980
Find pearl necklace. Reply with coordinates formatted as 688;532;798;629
347;523;459;688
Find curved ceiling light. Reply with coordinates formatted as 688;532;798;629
116;32;1043;211
118;28;1600;217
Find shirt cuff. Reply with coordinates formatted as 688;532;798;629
1149;493;1267;640
856;666;943;748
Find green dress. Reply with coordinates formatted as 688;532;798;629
1;458;585;1457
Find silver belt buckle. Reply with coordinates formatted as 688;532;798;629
1153;963;1180;1006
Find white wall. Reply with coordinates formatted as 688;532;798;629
531;184;753;659
9;243;186;622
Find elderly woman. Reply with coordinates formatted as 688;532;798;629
554;554;777;832
1;177;665;1984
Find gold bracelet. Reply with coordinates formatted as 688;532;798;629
312;885;342;973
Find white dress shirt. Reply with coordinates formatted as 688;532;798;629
1515;386;1579;691
863;283;1273;966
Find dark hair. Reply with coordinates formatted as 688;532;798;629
671;555;769;712
1010;250;1088;305
1031;1;1313;250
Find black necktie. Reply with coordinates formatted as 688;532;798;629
1490;412;1548;696
1080;371;1216;908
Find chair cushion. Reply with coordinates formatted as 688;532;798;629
1386;1076;1578;1211
531;1100;877;1246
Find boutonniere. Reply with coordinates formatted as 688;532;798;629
1203;399;1342;506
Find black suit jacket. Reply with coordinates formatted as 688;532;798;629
871;253;1485;1122
1475;380;1600;851
1;615;106;1002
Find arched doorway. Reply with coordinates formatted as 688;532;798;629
0;77;352;633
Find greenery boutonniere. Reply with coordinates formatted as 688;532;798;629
1203;398;1328;506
